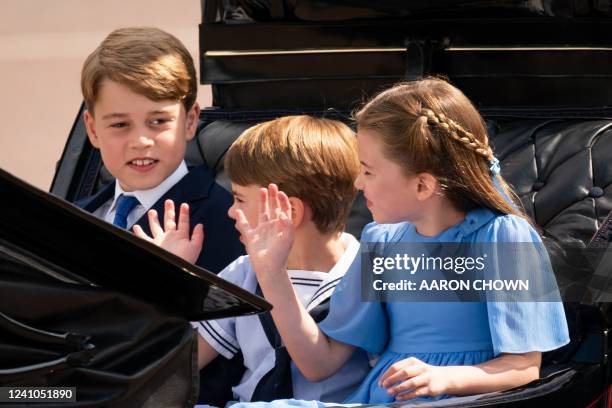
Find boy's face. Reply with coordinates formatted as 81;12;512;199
227;183;262;240
84;80;199;192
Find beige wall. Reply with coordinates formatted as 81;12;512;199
0;0;211;191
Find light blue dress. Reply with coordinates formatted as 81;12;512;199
320;208;570;404
228;208;570;407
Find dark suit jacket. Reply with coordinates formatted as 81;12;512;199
76;165;244;273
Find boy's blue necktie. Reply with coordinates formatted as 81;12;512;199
113;195;140;229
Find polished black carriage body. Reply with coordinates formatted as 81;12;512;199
48;0;612;406
0;167;270;406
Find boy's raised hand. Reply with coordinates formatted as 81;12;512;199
233;184;294;282
133;199;204;264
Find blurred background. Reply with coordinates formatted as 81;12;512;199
0;0;212;190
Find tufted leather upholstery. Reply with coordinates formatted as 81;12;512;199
490;119;612;244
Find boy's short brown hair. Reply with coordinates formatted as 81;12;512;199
81;27;197;114
225;115;359;234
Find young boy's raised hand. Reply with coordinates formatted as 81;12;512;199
232;184;294;283
133;199;204;264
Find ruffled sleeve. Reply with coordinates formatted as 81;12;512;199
483;215;570;356
318;223;392;354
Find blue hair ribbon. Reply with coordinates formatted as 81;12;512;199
489;157;501;176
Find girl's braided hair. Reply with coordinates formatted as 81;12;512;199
420;108;494;161
354;77;526;220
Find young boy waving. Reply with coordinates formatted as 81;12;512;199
137;116;370;403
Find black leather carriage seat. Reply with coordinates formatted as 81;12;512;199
82;113;612;374
490;118;612;244
187;115;612;372
188;116;612;245
95;114;612;243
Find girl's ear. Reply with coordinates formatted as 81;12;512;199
287;196;305;228
415;173;439;201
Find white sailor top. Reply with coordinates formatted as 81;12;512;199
193;233;370;403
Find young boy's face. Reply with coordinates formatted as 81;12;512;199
227;183;262;239
84;80;199;192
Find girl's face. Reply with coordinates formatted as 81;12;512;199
355;129;423;224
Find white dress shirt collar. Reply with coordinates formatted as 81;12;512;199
109;161;189;212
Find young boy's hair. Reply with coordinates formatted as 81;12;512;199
226;115;359;234
81;27;197;114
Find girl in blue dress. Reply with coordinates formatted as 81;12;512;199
229;78;570;405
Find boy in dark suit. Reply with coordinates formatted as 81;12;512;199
76;27;243;273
